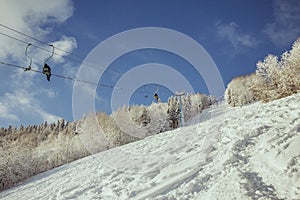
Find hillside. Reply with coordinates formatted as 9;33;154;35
0;94;214;191
0;93;299;199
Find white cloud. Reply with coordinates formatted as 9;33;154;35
0;102;19;122
39;88;59;99
0;0;76;65
0;0;75;127
34;107;61;123
263;0;300;46
0;89;60;127
52;36;78;63
62;62;78;80
47;90;58;99
216;22;258;49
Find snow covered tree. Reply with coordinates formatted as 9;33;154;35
140;107;151;127
256;54;280;83
254;54;282;101
128;105;150;127
225;74;257;106
167;97;180;129
278;38;300;97
0;119;93;191
190;93;205;112
225;37;300;106
252;38;300;102
182;94;195;122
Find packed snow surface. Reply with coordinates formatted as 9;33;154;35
1;94;300;200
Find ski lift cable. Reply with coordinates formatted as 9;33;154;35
0;31;175;97
0;24;177;98
0;34;170;97
155;85;159;93
0;31;121;77
0;31;87;65
0;60;116;88
0;23;118;75
0;32;70;60
0;61;173;97
0;23;81;58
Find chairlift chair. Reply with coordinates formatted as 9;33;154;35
24;43;32;71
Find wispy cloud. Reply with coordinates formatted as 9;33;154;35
0;89;61;127
39;88;59;99
216;21;258;50
0;102;19;122
263;0;300;46
52;36;78;63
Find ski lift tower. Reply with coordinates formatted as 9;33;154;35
175;92;186;127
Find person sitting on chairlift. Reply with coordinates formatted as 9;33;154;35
43;64;51;81
154;93;159;102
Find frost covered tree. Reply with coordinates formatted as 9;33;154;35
190;93;206;112
140;107;151;127
254;54;282;101
97;110;139;146
256;54;280;83
253;38;300;102
0;119;92;191
278;38;300;97
128;105;150;127
225;74;257;106
167;97;180;129
182;95;192;122
225;37;300;106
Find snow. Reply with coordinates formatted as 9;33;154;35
1;93;300;200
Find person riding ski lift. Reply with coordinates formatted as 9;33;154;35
154;93;159;102
42;44;54;82
43;64;51;81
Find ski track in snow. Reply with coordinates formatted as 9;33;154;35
1;94;300;199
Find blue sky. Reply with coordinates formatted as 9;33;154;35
0;0;299;128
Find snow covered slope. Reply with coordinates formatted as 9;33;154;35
1;93;299;200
